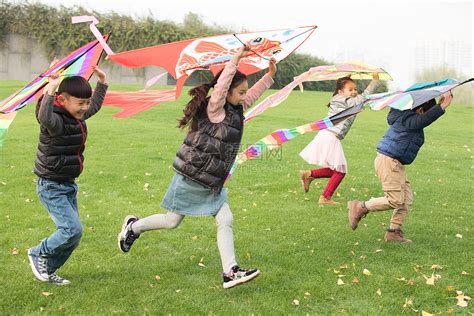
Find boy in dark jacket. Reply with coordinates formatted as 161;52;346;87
347;92;453;243
27;68;107;285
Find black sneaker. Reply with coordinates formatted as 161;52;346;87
222;265;260;289
27;248;49;282
118;215;140;253
48;273;71;285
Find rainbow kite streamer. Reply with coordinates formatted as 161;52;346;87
0;112;17;148
0;34;109;114
226;104;364;181
244;61;392;124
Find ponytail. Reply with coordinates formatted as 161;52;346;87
177;83;213;131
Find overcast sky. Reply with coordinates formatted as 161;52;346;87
31;0;473;88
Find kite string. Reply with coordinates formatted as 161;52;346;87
232;34;271;61
232;27;316;61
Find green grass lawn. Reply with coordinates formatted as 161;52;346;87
0;81;473;314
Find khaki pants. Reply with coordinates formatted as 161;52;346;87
365;154;413;228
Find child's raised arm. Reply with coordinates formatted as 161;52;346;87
207;45;249;123
343;74;380;108
38;73;63;135
83;66;108;120
243;58;276;111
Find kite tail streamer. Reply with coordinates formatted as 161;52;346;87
0;112;17;148
226;104;364;183
225;117;336;183
72;16;115;55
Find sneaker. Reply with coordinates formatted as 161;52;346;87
48;273;71;285
384;228;412;243
319;195;339;205
299;170;314;193
348;200;369;230
27;248;49;282
222;265;260;289
118;215;140;253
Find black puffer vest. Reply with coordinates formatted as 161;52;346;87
173;102;244;193
34;106;87;183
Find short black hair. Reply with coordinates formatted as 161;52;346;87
413;98;436;112
57;76;92;99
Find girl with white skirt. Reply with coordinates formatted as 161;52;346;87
300;74;379;204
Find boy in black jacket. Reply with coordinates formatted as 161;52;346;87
28;68;107;285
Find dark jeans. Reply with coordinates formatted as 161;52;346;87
30;177;82;274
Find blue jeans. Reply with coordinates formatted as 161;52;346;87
30;177;83;274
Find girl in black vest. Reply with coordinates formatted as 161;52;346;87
118;44;277;289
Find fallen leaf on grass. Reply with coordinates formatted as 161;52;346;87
456;291;471;307
447;285;455;292
402;298;418;312
376;288;382;296
144;183;150;191
304;292;311;298
423;273;441;285
11;248;19;255
352;277;359;284
292;299;300;306
455;233;463;239
175;289;181;293
421;311;433;316
191;235;199;241
363;269;372;276
337;278;345;285
430;264;442;270
375;249;383;253
155;275;161;281
461;271;469;276
41;292;53;297
198;257;206;268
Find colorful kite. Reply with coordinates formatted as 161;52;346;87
0;34;109;114
73;16;317;117
0;111;17;148
226;104;364;181
244;61;392;123
366;78;473;111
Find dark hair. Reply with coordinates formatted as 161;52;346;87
177;69;248;131
413;98;436;112
57;76;92;99
35;76;91;121
327;76;356;107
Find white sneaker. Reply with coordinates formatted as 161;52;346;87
27;248;49;282
118;215;140;253
48;273;71;286
222;265;260;289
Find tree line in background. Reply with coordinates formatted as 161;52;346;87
1;2;389;92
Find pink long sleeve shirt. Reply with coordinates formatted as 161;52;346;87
206;60;274;123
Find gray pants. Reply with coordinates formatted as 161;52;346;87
132;203;237;273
